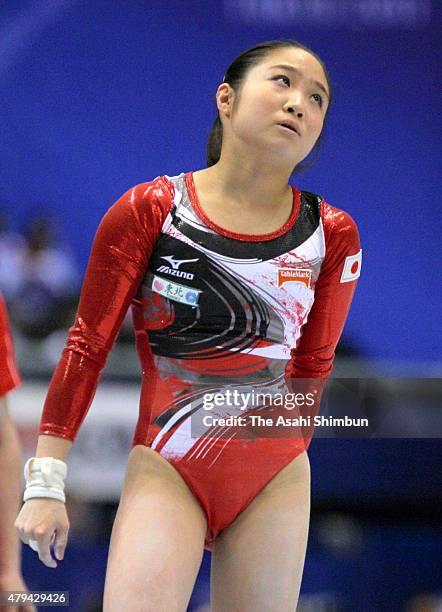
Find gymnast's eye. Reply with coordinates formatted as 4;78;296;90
273;75;290;87
311;93;323;108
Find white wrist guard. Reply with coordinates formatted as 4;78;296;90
23;457;68;503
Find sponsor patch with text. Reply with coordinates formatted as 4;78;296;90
278;268;312;289
152;275;201;306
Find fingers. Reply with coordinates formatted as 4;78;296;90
33;529;57;568
15;501;69;568
19;528;67;568
32;527;69;568
54;527;68;561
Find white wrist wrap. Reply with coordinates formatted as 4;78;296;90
23;457;68;503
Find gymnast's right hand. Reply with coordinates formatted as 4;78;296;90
16;455;70;568
15;498;69;568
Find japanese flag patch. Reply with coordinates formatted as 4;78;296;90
340;249;362;283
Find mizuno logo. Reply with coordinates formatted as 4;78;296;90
160;255;199;270
157;255;199;281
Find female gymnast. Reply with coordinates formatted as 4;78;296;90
15;40;361;611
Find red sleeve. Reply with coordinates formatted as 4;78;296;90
0;294;21;396
39;179;173;441
287;201;361;380
284;202;361;447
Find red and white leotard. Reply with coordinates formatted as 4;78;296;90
39;172;361;548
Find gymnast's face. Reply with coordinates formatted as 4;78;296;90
217;47;330;169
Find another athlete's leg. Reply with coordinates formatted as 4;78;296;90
211;451;310;612
103;445;207;612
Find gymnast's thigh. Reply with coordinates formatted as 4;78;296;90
210;451;311;612
103;445;207;612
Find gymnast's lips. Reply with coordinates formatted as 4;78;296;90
277;121;300;135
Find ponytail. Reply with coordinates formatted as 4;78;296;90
206;115;223;167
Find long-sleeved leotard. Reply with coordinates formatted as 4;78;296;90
39;172;361;548
0;294;21;396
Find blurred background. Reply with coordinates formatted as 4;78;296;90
1;0;441;610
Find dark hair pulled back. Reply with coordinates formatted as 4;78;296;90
206;40;332;174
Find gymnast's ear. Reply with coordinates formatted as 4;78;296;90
215;82;235;119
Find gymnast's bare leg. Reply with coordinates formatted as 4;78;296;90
211;450;311;612
103;445;207;612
